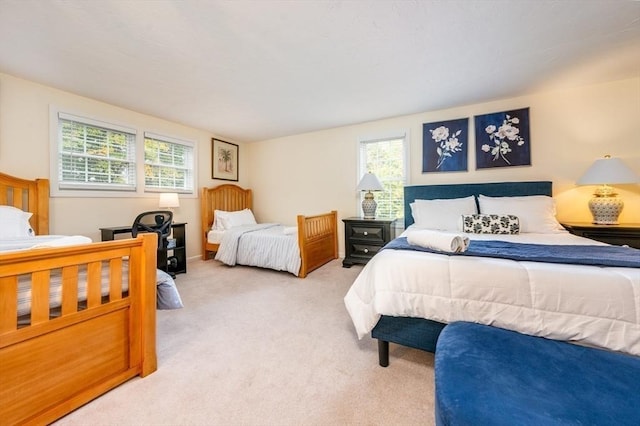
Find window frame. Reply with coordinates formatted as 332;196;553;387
55;112;138;193
357;130;410;225
143;131;195;194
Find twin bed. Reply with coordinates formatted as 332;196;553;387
0;172;158;424
344;181;640;366
201;184;338;278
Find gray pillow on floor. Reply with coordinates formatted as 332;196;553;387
156;269;184;309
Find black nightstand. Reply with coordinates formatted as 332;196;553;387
342;217;396;267
561;222;640;249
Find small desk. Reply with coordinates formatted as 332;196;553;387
100;222;187;275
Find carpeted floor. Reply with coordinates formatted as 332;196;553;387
54;259;435;426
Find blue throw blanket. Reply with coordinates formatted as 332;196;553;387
383;237;640;268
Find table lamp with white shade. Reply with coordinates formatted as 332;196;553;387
357;172;384;219
159;192;180;219
576;155;639;224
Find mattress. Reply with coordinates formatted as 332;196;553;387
344;229;640;356
206;229;225;245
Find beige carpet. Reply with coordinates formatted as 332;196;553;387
54;259;436;426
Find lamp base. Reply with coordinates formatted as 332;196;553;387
362;191;377;219
588;195;623;225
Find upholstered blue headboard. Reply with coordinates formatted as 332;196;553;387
404;181;552;228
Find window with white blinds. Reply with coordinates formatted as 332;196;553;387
57;113;137;191
144;132;194;193
52;110;198;197
358;132;409;221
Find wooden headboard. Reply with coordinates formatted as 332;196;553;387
201;184;253;259
404;181;553;228
0;172;50;235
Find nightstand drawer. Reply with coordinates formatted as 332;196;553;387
348;225;385;243
348;242;384;259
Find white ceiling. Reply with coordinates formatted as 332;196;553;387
1;1;639;143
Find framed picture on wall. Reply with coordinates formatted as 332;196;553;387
422;117;469;173
212;138;239;181
474;107;531;169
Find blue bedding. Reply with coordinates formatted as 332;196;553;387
384;237;640;268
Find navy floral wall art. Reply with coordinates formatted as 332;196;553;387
422;117;469;173
474;107;531;169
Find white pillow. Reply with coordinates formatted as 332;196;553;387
410;196;477;231
213;208;257;230
0;206;35;239
212;210;226;230
477;194;563;233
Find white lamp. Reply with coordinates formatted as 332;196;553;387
357;172;384;219
159;192;180;216
577;155;639;224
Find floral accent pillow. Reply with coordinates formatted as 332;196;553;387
462;214;520;234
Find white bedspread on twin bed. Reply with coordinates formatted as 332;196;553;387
215;224;301;276
0;235;92;252
344;229;640;356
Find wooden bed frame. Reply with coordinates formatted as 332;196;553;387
0;172;158;425
371;181;553;367
201;184;338;278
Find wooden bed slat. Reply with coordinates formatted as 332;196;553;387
0;277;18;334
61;265;79;316
31;270;51;325
87;261;102;308
109;257;124;301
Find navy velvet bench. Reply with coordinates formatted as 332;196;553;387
435;322;640;426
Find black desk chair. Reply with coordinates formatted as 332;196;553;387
132;210;173;275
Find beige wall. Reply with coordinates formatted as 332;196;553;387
248;77;640;255
0;72;247;259
2;72;638;260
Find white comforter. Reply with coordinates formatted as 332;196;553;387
344;229;640;356
215;224;301;276
0;235;92;252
